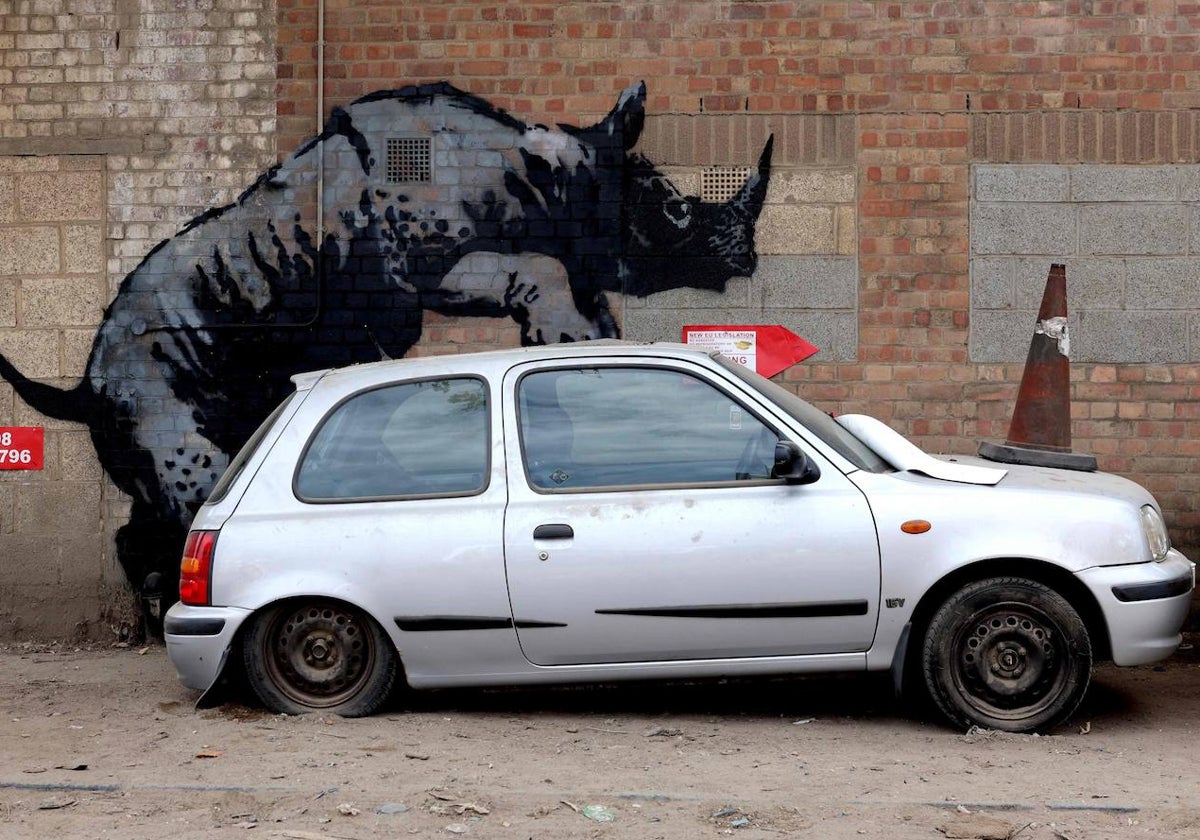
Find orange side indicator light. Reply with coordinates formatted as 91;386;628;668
901;520;932;534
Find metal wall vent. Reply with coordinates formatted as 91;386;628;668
386;137;432;183
701;166;753;203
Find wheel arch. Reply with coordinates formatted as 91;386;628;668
906;558;1111;666
242;592;408;663
199;593;408;710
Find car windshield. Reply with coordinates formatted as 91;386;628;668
713;354;891;473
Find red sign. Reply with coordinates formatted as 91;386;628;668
0;427;44;470
682;325;819;378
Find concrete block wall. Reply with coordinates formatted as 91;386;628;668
2;0;1200;636
972;164;1200;365
0;155;122;637
0;0;277;638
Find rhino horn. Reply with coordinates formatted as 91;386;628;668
729;134;774;220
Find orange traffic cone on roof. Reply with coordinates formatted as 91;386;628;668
978;263;1097;471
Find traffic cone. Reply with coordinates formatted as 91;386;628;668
978;263;1097;471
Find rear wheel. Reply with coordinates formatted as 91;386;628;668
243;599;398;717
921;577;1091;733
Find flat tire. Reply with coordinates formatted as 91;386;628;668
243;599;398;717
921;577;1091;733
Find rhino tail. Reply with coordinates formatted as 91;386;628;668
0;350;94;425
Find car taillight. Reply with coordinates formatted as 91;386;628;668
180;530;218;606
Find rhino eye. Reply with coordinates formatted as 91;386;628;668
663;200;692;229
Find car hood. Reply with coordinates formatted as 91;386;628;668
835;414;1155;508
948;453;1155;507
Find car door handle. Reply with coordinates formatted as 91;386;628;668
533;524;574;540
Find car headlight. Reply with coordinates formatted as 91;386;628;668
1139;504;1170;562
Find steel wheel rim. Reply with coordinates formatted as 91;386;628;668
949;601;1071;723
263;603;376;709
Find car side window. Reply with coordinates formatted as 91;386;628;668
295;377;488;501
519;366;782;491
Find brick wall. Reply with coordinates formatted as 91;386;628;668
275;0;1200;558
0;0;277;638
1;0;1199;636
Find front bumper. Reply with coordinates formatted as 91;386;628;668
1076;548;1196;666
164;603;253;691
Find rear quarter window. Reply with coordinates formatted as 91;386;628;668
207;393;296;505
294;377;489;501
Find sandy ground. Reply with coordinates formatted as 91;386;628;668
1;637;1198;840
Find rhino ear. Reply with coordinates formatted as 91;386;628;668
576;81;646;150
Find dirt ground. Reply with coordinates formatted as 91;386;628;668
1;637;1198;840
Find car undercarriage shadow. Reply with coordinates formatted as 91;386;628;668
201;634;1199;733
390;650;1196;732
394;671;909;723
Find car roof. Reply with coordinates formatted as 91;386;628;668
289;340;719;391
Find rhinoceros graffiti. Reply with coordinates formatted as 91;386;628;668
0;81;773;614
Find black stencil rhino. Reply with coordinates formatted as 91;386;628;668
0;81;773;619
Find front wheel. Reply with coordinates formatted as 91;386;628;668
921;577;1092;733
243;599;398;717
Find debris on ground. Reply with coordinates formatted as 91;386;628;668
644;726;683;737
710;805;754;829
582;804;616;822
937;813;1016;840
36;796;76;810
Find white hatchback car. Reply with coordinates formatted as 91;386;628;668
164;342;1194;732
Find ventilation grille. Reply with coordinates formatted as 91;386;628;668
700;166;753;203
386;137;432;183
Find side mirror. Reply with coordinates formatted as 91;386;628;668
772;441;820;485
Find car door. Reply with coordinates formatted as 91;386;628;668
501;357;881;666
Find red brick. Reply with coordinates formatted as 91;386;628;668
264;0;1200;558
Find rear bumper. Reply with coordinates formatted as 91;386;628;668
1077;549;1196;666
164;603;252;691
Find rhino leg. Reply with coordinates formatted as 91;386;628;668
426;252;619;344
115;502;188;637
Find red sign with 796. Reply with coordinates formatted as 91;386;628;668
0;427;44;470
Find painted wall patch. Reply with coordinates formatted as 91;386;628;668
0;82;773;616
